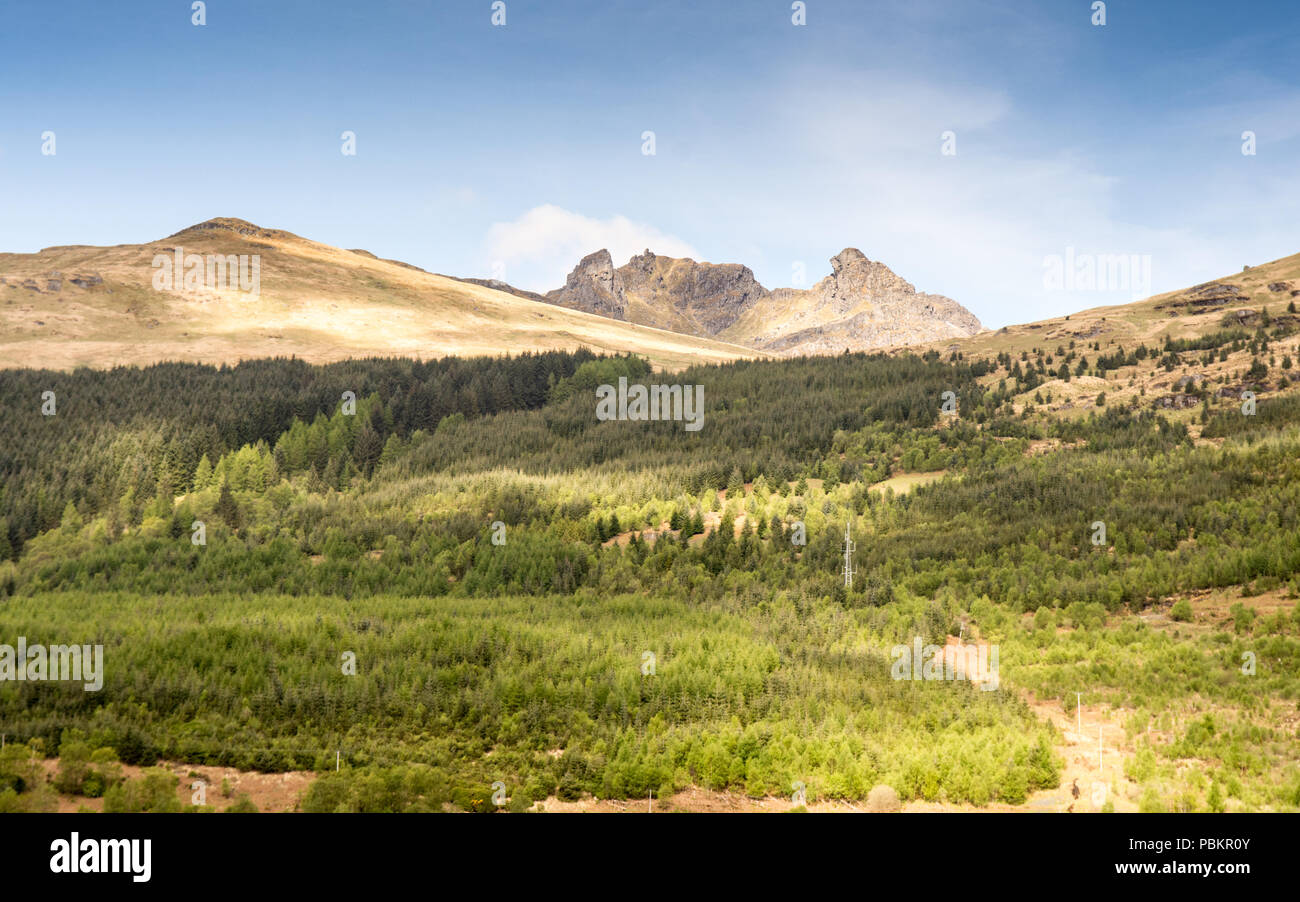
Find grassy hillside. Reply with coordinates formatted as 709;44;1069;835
0;218;761;372
914;252;1300;411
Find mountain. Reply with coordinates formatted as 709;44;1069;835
545;249;631;321
0;219;762;371
727;248;983;353
903;250;1300;419
920;251;1300;363
542;246;983;354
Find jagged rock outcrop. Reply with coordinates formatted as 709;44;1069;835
543;245;982;354
800;248;916;315
618;250;767;335
546;249;627;320
748;248;983;354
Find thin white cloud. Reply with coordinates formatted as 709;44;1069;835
485;204;699;292
746;69;1252;324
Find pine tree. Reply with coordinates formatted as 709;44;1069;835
726;467;745;498
193;454;214;490
353;423;384;476
145;487;172;520
379;434;405;468
60;501;83;534
215;482;241;531
1206;781;1224;813
106;504;123;542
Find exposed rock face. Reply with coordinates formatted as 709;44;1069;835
546;249;627;320
544;245;982;354
1155;281;1248;312
808;248;915;316
169;217;293;242
751;248;983;354
451;277;547;303
618;250;766;335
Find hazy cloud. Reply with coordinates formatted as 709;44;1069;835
486;205;699;292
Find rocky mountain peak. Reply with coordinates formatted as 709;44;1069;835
831;247;869;270
576;247;615;272
542;244;982;354
167;218;294;242
822;248;916;306
546;248;627;320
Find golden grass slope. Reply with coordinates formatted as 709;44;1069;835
908;251;1300;362
899;250;1300;424
0;218;762;372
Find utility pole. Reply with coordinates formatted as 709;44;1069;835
842;519;855;589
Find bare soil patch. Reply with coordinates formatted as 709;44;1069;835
40;759;315;813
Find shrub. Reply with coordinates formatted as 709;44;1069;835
104;768;183;813
299;766;455;813
1229;602;1256;635
1138;786;1166;813
865;785;901;812
224;794;258;813
1126;745;1157;783
53;737;92;795
0;743;54;812
1206;782;1225;813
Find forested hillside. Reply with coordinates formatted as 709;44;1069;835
2;324;1298;812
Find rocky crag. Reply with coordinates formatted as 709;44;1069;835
542;246;982;354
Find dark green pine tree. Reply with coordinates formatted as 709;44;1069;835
215;482;241;531
726;467;745;498
352;423;384;476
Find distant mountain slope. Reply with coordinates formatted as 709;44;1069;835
913;251;1300;362
893;250;1300;423
725;248;983;353
0;219;761;371
542;246;983;354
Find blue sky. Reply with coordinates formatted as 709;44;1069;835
2;0;1298;327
